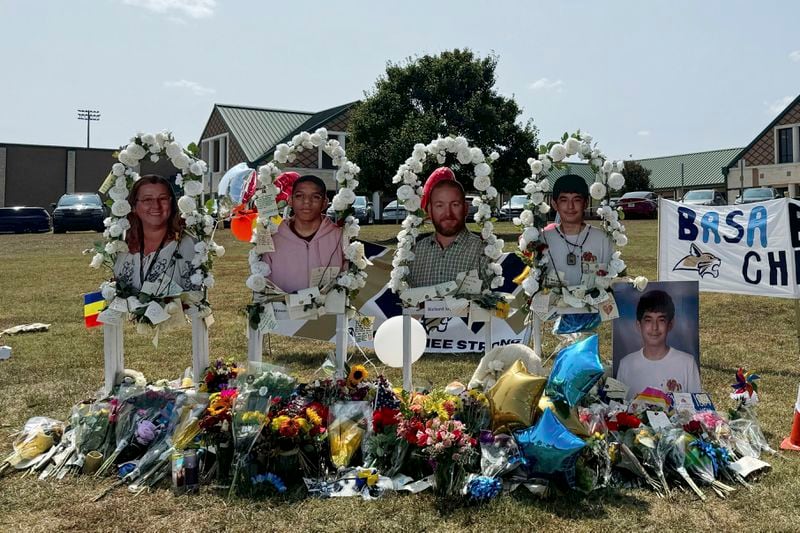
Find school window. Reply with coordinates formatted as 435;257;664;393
201;134;229;174
778;127;793;164
319;132;346;169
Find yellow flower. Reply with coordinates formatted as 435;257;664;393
296;417;310;432
348;365;369;387
271;415;290;432
306;408;323;427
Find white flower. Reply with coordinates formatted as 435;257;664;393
194;241;209;255
615;233;628;246
175;174;184;187
183;179;203;197
246;274;267;292
118;150;137;167
165;301;181;315
101;282;116;300
589;182;607;200
112;163;126;177
109;186;128;201
126;143;147;160
178;195;196;214
150;154;159;163
530;160;543;174
538;179;551;192
190;272;204;286
470;147;485;164
538;203;550;214
608;172;625;190
165;142;183;159
397;184;416;202
632;276;649;291
519;209;534;226
474;162;491;177
615;161;625;172
203;274;215;288
602;160;614;173
564;137;580;156
473;175;491;191
331;196;348;211
189;161;207;176
173;153;191;170
337;188;356;205
90;253;104;268
404;196;421;212
521;226;539;246
489;151;500;161
213;244;225;257
484;244;502;260
111;200;131;217
485;186;498;199
579;142;592;156
250;261;270;277
531;191;544;204
109;224;123;238
512;217;522;226
456;148;472;165
549;143;567;162
114;240;129;254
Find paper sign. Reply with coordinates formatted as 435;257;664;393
468;303;492;326
126;296;145;311
256;230;275;253
166;281;185;297
140;280;161;296
288;304;320;320
98;172;115;194
273;302;290;321
310;267;340;289
257;303;278;333
597;294;619;321
455;271;482;295
287;287;321;308
531;291;552;314
352;315;374;343
434;281;458;297
323;289;346;314
729;456;771;478
424;298;469;318
204;314;215;328
97;308;123;326
646;410;672;431
109;297;129;313
255;194;279;216
144;301;171;325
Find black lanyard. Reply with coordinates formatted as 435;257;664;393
139;237;167;285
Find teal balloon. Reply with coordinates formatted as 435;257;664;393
553;313;601;334
514;408;586;475
546;334;604;407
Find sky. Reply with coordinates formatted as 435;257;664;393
1;0;799;160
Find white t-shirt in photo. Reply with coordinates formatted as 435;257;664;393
542;224;613;287
616;347;701;400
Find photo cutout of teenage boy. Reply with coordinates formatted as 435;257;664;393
612;281;701;400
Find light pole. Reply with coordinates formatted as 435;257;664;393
77;109;100;148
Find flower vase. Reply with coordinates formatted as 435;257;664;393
433;462;466;498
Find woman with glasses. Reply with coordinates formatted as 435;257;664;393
262;174;344;293
113;174;197;293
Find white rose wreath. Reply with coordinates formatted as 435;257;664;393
245;128;365;327
89;131;223;330
389;135;505;305
515;131;642;311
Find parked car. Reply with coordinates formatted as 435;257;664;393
618;191;658;218
51;193;106;233
0;206;51;233
498;194;527;220
380;200;404;222
681;189;727;206
326;195;374;224
734;187;781;205
464;195;480;219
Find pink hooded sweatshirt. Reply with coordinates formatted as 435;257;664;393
263;217;345;293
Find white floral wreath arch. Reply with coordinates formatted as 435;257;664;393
388;135;505;303
89;131;223;327
244;128;365;320
515;131;632;311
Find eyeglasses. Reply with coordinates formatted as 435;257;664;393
137;196;171;207
292;193;324;204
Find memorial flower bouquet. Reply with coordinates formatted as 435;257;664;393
417;417;478;497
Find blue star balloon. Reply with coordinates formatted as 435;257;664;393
553;313;601;335
546;334;604;407
514;408;586;475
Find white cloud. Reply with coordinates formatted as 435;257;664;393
765;95;793;115
122;0;216;19
164;80;216;96
528;78;564;92
789;50;800;62
637;130;650;137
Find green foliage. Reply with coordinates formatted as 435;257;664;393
621;160;653;193
347;49;539;194
186;142;200;158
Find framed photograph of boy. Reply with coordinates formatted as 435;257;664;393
612;280;701;399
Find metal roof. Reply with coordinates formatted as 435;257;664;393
542;147;742;191
215;105;313;163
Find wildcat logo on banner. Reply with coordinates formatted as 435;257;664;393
658;198;800;299
271;242;531;352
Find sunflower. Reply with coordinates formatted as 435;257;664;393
347;365;369;387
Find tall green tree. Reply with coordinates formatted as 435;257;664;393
347;49;538;195
621;160;653;193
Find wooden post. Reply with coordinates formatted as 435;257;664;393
247;326;263;364
191;316;209;385
335;313;348;379
103;323;124;395
532;315;543;356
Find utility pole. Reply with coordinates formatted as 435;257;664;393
77;109;100;148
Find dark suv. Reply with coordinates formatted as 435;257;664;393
52;193;106;233
0;207;51;233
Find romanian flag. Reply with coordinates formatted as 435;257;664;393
83;291;105;328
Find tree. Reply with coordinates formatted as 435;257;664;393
347;49;538;195
187;142;200;158
621;160;652;193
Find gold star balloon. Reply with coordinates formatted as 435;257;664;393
486;359;547;433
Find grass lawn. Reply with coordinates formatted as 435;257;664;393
1;219;799;532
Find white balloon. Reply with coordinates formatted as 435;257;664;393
373;316;426;368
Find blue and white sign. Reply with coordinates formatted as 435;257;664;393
658;198;800;299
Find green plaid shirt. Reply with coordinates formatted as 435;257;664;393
407;229;489;289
